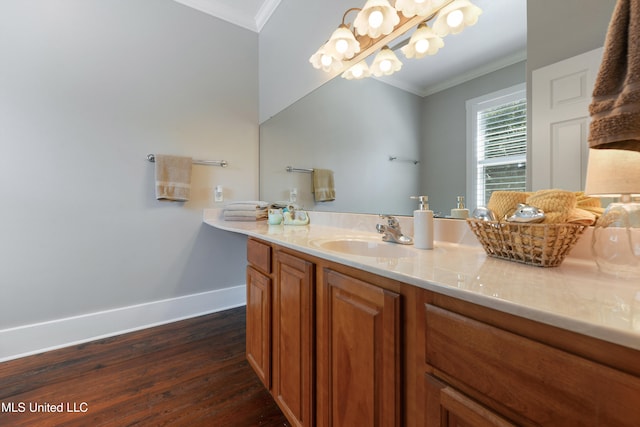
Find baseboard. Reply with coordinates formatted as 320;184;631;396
0;285;246;363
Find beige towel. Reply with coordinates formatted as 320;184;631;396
155;155;192;201
588;0;640;151
223;201;269;211
526;189;577;224
223;210;267;221
487;191;529;220
313;169;335;202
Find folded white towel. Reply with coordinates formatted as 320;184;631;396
224;209;267;221
223;201;269;211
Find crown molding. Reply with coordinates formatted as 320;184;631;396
173;0;281;33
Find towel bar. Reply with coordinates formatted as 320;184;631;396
389;156;419;165
286;166;314;173
147;154;227;167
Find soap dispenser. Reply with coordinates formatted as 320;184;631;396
451;196;469;219
410;196;434;250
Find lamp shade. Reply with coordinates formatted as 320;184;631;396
401;23;444;58
353;0;400;38
584;149;640;197
342;60;372;79
432;0;482;36
309;45;344;72
395;0;446;18
370;46;402;76
325;25;361;60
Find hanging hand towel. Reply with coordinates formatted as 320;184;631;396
313;169;335;202
155;155;192;201
588;0;640;151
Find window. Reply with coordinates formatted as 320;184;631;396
466;84;527;211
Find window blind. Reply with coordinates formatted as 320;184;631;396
476;97;527;206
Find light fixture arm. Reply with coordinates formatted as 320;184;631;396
342;7;362;26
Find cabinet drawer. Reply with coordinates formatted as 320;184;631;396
247;238;271;274
425;304;640;426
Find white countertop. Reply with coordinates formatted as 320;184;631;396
204;209;640;351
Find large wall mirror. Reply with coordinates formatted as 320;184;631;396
259;0;614;217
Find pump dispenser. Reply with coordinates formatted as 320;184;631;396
410;196;434;249
451;196;469;219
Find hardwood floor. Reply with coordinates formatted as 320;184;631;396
0;306;289;426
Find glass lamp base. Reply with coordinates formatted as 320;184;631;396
592;201;640;279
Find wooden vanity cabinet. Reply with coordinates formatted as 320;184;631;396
422;293;640;427
272;250;315;427
246;238;272;389
246;238;316;427
246;236;640;427
245;238;408;427
317;268;401;427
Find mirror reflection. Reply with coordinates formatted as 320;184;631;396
259;0;613;217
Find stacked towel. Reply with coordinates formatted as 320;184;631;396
588;0;640;151
223;201;268;221
155;155;192;201
487;190;602;225
313;169;335;202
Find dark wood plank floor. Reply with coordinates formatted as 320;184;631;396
0;306;289;426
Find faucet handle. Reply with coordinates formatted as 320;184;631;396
379;214;399;228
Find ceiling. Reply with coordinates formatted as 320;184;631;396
173;0;527;96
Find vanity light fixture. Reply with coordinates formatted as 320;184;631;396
584;149;640;279
309;0;482;80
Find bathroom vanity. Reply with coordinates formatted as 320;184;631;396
204;210;640;427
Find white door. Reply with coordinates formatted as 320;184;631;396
531;47;603;191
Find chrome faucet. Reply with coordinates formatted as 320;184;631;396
376;215;413;245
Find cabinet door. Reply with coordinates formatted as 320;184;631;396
246;265;272;389
319;269;400;427
425;375;516;427
273;251;315;427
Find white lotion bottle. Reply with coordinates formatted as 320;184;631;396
411;196;434;250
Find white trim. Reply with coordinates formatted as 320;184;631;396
172;0;281;33
0;286;247;362
377;49;527;98
466;83;526;212
255;0;282;32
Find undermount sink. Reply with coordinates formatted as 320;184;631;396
311;237;416;258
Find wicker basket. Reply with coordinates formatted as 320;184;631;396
466;219;587;267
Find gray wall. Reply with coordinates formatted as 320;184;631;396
420;61;527;215
259;0;345;123
0;1;257;331
260;77;422;215
527;0;615;72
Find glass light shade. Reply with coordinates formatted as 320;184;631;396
342;61;372;80
309;45;344;73
585;149;640;278
353;0;400;38
394;0;433;18
401;23;444;58
325;25;361;60
432;0;482;36
370;46;402;76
